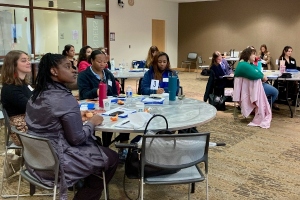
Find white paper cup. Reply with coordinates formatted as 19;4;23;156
31;54;34;60
103;99;111;111
136;102;145;112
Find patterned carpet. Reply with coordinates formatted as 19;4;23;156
0;72;300;199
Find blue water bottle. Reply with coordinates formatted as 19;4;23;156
168;71;177;104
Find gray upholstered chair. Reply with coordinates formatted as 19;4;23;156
140;133;210;200
181;52;198;72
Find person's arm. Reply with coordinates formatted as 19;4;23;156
141;71;153;95
234;62;264;80
57;98;103;146
266;52;271;64
77;71;98;100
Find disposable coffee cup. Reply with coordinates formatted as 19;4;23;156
31;54;34;60
103;99;111;111
136;102;145;112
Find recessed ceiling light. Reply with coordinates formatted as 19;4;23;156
96;4;100;5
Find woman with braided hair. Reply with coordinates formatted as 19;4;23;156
25;53;118;200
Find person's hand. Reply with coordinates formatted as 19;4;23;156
262;76;268;82
73;59;78;67
156;88;164;94
88;115;104;126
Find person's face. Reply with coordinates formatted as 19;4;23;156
16;53;31;77
285;48;293;57
261;47;266;53
157;55;168;71
86;48;92;57
91;54;107;71
67;47;75;57
52;58;76;84
249;52;256;63
216;55;222;64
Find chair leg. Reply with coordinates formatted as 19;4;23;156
16;164;22;200
0;147;8;196
140;177;144;200
188;183;191;200
102;171;107;200
206;173;209;200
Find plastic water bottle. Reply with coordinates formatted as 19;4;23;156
110;58;115;71
126;85;133;106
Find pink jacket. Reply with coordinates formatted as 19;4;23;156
78;61;90;73
233;77;272;128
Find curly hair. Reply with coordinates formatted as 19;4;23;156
239;47;256;62
146;46;159;68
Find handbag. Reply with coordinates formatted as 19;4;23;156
209;93;227;111
3;153;22;178
124;114;178;179
9;114;27;146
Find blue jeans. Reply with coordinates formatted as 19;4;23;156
263;82;279;105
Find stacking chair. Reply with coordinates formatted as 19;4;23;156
181;53;198;72
0;108;23;198
140;133;210;200
13;128;108;200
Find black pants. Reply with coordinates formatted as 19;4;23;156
102;132;130;147
73;147;119;200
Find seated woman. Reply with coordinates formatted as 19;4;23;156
235;47;279;109
145;46;159;68
210;51;234;89
258;44;271;70
278;46;297;69
62;44;77;70
77;50;129;152
141;51;179;95
78;45;93;73
25;53;118;200
1;50;32;146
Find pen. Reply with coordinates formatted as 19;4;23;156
121;121;130;125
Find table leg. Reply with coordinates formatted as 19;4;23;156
285;81;293;118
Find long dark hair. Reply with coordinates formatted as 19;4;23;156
62;44;74;56
279;46;293;60
152;51;171;81
78;45;92;65
31;53;67;102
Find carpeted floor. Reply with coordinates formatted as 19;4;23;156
0;72;300;200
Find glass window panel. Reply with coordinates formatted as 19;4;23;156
0;7;31;56
87;16;104;49
85;0;106;12
0;0;29;6
33;0;81;11
34;10;82;55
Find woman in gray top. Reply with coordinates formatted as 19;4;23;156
25;53;118;200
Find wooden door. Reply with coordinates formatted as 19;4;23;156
152;19;165;52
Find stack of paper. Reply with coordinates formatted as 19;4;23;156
142;97;165;104
114;112;153;129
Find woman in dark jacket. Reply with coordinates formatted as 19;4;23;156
25;53;118;200
141;51;179;95
77;50;129;149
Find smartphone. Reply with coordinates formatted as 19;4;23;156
109;111;124;116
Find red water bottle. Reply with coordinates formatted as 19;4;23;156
99;82;107;109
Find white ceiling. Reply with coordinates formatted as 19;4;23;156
156;0;219;2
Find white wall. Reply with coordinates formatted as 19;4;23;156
109;0;179;68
